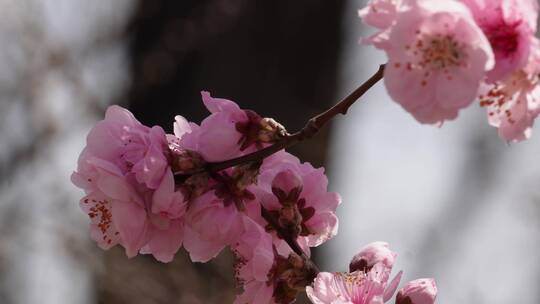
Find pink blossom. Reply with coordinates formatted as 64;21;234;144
480;40;540;142
72;106;187;262
382;0;494;124
395;279;437;304
461;0;538;82
349;241;397;273
253;151;341;249
306;263;402;304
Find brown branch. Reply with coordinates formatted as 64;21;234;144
261;207;320;275
205;64;385;173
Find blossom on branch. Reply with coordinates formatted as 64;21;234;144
72;106;187;262
253;151;341;254
72;92;343;303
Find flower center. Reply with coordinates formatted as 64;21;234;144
393;30;467;87
415;32;465;71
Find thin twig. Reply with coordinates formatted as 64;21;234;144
205;64;385;173
261;207;320;275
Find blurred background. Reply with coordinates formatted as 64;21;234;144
0;0;538;303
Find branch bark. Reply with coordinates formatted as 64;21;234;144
261;206;320;275
205;64;385;173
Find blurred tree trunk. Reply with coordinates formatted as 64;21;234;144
98;1;345;303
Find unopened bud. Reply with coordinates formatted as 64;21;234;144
349;241;396;273
396;278;437;304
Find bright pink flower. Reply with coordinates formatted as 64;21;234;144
382;0;494;124
253;151;341;249
349;241;397;273
480;40;540;142
461;0;538;82
359;0;402;49
395;279;437;304
72;106;187;262
306;263;402;304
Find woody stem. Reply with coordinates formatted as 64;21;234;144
174;64;385;179
261;206;320;276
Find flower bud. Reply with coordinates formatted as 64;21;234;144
349;241;396;272
395;278;437;304
271;170;304;238
272;169;303;196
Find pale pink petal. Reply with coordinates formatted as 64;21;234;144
305;212;338;247
79;191;120;249
111;200;149;258
383;270;403;302
197;113;243;161
358;0;400;30
183;226;226;262
142;219;184;263
151;169;187;218
173;115;192;138
201;91;241;114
